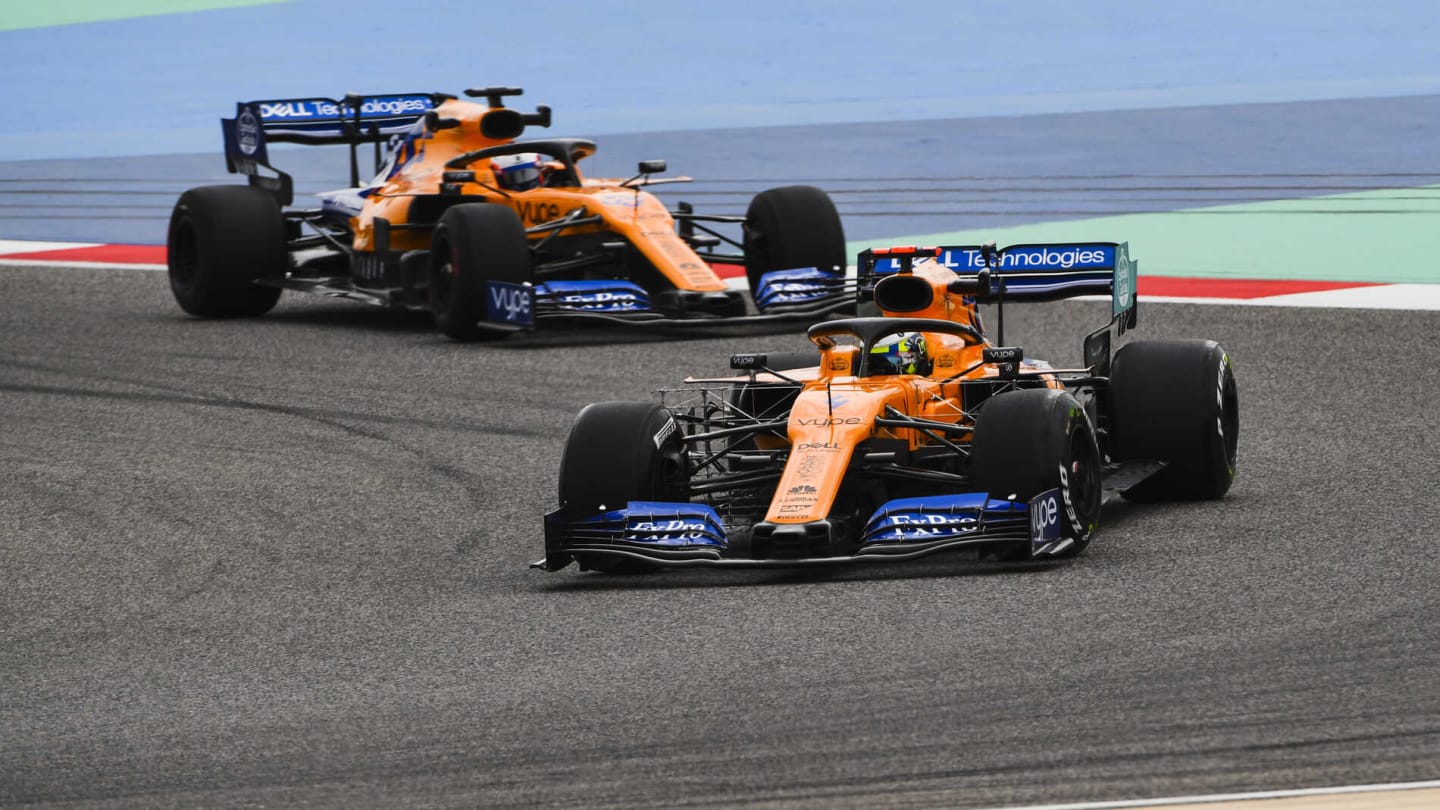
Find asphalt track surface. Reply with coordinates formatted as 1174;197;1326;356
4;265;1439;808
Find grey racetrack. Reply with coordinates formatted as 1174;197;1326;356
3;267;1439;808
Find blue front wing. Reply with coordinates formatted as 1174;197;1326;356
518;267;851;328
538;490;1069;571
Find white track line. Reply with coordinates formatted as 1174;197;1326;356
2;244;1438;309
0;239;98;253
0;258;164;270
974;779;1440;810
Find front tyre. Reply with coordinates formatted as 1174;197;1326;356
429;204;531;341
557;401;689;573
166;185;285;318
971;388;1103;559
743;185;846;307
1111;340;1239;501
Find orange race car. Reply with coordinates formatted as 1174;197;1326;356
166;87;849;339
538;242;1239;572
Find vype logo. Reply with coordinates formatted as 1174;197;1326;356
487;282;532;325
1030;489;1062;543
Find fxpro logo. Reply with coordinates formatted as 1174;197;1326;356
555;291;644;308
631;519;707;535
766;291;823;304
886;514;977;527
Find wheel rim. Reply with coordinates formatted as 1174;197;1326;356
431;240;456;312
1068;427;1102;525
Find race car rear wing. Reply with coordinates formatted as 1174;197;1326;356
221;88;554;204
222;92;439;204
859;241;1138;326
235;93;437;145
859;241;1138;370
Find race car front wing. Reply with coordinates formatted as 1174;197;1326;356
534;490;1071;571
527;267;856;328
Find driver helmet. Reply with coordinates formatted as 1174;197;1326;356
491;152;545;190
869;332;930;375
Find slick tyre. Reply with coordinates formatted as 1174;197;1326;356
971;388;1103;560
429;204;531;341
1111;340;1238;501
743;185;846;308
167;185;285;318
557;402;689;573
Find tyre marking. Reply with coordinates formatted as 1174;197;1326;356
653;417;677;449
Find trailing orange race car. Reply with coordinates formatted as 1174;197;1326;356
538;241;1238;572
166;87;849;339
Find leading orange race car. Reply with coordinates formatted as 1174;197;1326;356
539;241;1239;572
166;87;850;339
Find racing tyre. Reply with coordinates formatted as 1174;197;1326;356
166;185;285;318
743;185;846;308
1111;340;1238;501
558;401;689;573
429;204;531;341
971;388;1103;560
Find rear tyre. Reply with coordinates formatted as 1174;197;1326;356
429;204;531;341
743;185;846;307
558;401;689;573
166;185;285;318
971;388;1103;560
1111;340;1238;501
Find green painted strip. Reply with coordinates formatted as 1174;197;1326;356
848;186;1440;285
1;0;287;32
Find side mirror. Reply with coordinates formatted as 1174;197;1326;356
983;346;1023;379
638;160;666;174
730;353;768;370
947;268;992;296
982;346;1022;364
425;111;461;131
